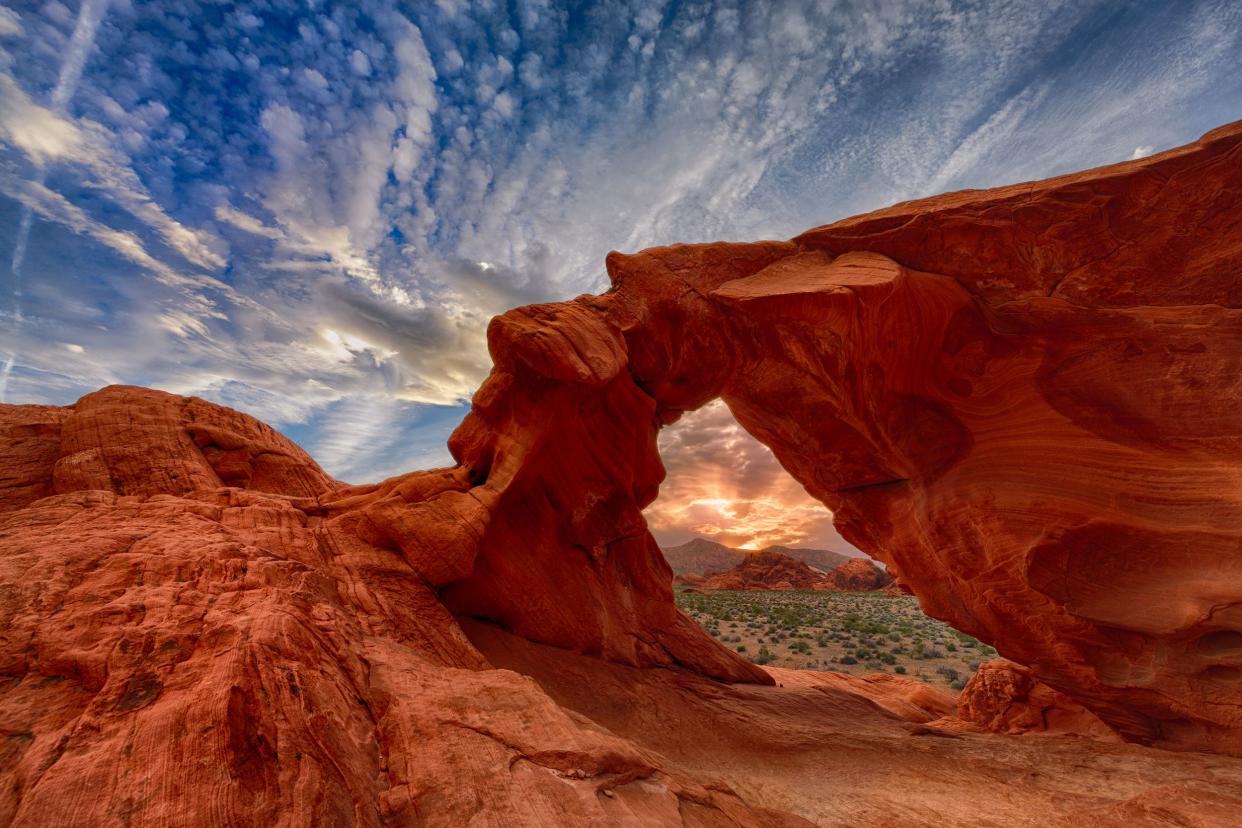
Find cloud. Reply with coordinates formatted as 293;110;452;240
645;401;857;552
0;76;87;165
3;175;197;288
0;7;22;38
48;0;110;110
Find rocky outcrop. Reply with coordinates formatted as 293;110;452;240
0;387;784;826
696;550;893;592
768;666;957;724
2;121;1242;824
950;659;1121;740
0;387;336;514
822;557;894;592
701;549;833;590
761;544;852;573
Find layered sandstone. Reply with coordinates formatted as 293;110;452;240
2;121;1242;824
821;557;894;592
949;659;1121;740
701;549;834;590
446;119;1242;749
0;387;784;826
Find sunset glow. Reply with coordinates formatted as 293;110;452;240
645;401;857;553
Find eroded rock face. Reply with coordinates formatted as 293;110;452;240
696;550;891;592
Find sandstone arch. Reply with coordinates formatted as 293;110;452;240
435;120;1242;751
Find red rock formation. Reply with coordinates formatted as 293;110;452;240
951;659;1121;741
438;120;1242;750
660;536;851;576
696;550;892;592
0;387;786;825
821;557;894;592
701;549;834;590
3;121;1242;823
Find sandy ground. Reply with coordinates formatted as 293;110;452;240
466;619;1242;827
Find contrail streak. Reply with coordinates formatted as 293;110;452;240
2;0;110;401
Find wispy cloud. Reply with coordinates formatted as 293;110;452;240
2;0;110;400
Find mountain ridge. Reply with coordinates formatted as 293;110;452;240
660;536;854;576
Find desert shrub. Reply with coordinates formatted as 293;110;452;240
840;655;858;665
936;666;960;682
894;665;907;675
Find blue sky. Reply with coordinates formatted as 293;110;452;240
1;1;1240;535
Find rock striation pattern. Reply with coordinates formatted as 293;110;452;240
0;387;792;825
2;122;1242;824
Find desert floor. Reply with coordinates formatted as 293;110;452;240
677;589;994;688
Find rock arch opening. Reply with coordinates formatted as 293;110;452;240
646;399;857;557
647;399;997;690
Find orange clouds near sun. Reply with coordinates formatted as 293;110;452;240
644;400;857;553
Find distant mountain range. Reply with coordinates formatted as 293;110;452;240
659;537;854;576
